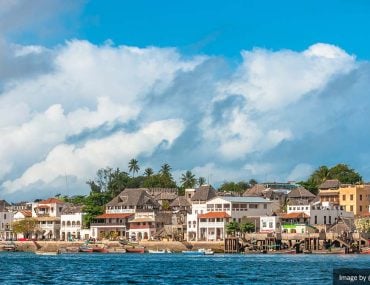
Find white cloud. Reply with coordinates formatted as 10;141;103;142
201;43;356;160
2;119;185;194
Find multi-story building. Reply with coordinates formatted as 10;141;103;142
91;188;161;241
188;188;275;241
60;205;85;241
287;201;354;225
318;179;341;205
339;184;370;216
31;198;65;240
0;201;14;240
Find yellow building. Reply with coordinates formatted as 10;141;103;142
339;185;370;216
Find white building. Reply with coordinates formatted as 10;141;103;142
187;191;276;241
260;216;280;233
32;198;65;240
60;205;85;241
287;201;354;225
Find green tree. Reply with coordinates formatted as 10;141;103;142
329;163;362;184
160;163;172;176
240;222;255;233
198;177;206;186
219;181;248;194
226;221;240;236
144;168;154;177
181;170;197;189
12;218;38;238
128;159;140;178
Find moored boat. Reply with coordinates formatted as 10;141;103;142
148;249;171;254
35;251;60;256
79;245;93;253
126;247;145;253
92;246;108;253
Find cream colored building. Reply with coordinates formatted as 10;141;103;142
339;184;370;216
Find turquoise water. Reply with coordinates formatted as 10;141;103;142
0;252;369;284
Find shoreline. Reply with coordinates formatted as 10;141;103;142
0;240;363;255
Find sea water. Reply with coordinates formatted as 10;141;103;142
0;252;369;284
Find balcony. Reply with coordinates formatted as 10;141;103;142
199;222;225;228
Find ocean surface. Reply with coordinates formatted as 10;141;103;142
0;252;369;284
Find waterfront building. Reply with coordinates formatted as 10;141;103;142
338;184;370;216
0;201;14;240
186;185;217;241
60;205;85;241
188;192;275;241
91;188;161;241
31;198;65;240
260;215;280;233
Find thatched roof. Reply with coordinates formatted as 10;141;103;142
107;188;160;208
287;187;316;199
191;185;216;202
319;179;340;190
170;196;191;208
243;184;266;197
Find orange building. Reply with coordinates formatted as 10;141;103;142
339;185;370;216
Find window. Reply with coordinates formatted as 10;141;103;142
207;204;214;211
324;216;327;224
269;222;273;228
350;195;354;201
240;204;247;211
314;216;317;224
350;205;353;212
262;222;267;227
329;216;331;224
249;204;258;209
188;221;191;228
3;214;6;219
342;195;346;201
264;204;267;209
360;195;363;201
360;206;363;212
223;204;230;210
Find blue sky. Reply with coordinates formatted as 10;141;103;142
1;0;370;201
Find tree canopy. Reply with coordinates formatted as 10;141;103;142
298;163;362;194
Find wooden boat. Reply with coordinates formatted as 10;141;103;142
79;245;93;253
125;247;145;253
92;246;108;253
148;249;171;254
203;249;214;255
361;248;370;254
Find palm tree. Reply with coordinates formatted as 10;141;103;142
160;163;171;176
128;159;140;178
144;168;154;177
312;165;331;185
181;171;197;188
198;177;206;186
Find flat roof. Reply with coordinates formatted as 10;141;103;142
210;196;272;203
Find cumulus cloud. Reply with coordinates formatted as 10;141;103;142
2;119;185;194
201;43;356;159
1;39;370;200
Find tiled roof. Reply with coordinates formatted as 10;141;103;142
280;212;310;219
198;212;231;219
20;210;32;217
191;185;217;201
319;179;340;190
95;213;133;219
39;198;64;204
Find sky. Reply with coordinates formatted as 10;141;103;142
1;0;370;201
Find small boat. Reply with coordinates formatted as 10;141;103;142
148;249;166;254
79;245;93;253
35;251;60;256
148;249;171;254
203;249;214;255
126;247;145;253
92;246;108;253
361;248;370;254
2;243;17;252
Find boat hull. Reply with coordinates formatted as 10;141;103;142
126;247;145;253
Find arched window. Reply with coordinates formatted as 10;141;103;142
67;221;71;226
